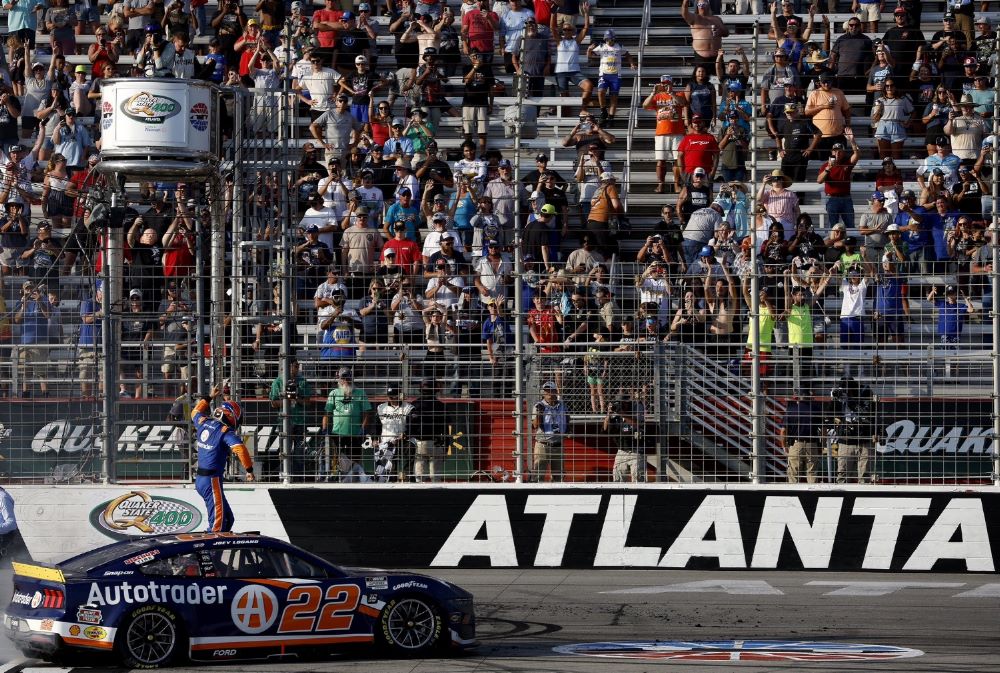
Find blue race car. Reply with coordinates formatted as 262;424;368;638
3;532;476;667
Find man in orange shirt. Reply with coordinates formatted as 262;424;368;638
804;72;851;159
642;75;688;194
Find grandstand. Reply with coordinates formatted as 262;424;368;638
0;0;996;486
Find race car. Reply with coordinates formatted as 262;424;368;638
4;532;476;667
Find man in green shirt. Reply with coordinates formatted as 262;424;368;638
321;367;372;481
269;358;313;482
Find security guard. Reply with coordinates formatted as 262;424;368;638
192;385;255;532
411;379;449;482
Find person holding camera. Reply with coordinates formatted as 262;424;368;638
268;358;313;482
13;280;50;398
605;396;645;482
50;107;92;176
828;376;876;483
944;94;986;161
390;277;426;344
0;199;29;275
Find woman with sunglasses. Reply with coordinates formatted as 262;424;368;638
871;78;913;160
921;87;954;156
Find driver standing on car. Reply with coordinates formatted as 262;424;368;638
192;384;256;532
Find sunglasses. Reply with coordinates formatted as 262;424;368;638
848;22;860;27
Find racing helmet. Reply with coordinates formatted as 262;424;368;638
214;400;242;427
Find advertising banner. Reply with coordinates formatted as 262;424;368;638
270;488;1000;573
100;79;213;154
0;399;474;481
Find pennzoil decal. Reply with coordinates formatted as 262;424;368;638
84;626;108;640
121;92;181;124
90;491;202;539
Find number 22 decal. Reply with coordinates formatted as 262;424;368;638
278;585;361;633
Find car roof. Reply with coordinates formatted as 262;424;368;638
59;532;290;574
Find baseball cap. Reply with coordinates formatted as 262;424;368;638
691;113;704;122
894;6;907;14
692;167;707;176
441;233;454;242
831;142;845;150
342;11;354;20
540;204;557;215
337;367;353;380
886;224;900;233
9;144;26;153
391;117;404;127
355;55;368;64
600;171;614;181
305;223;319;233
431;212;447;223
832;223;847;231
74;65;87;73
783;102;798;112
358;2;371;10
535;153;548;162
946;285;958;293
727;81;744;91
498;159;512;168
291;0;302;8
383;247;397;255
31;62;44;70
660;74;673;83
129;289;142;299
932;167;945;176
394;158;410;169
786;18;799;25
871;191;885;201
397;187;411;196
145;23;160;32
541;381;558;392
944;11;955;20
964;57;978;67
65;107;77;116
901;189;916;200
818;72;834;82
604;29;615;40
699;245;714;257
355;205;369;215
487;239;500;247
976;16;991;25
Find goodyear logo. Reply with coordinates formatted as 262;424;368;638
90;491;202;539
121;92;181;125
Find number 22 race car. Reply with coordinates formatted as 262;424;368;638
4;532;476;667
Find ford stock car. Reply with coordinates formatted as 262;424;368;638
3;532;476;667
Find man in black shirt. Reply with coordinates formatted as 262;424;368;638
461;49;495;156
521;153;570;191
425;234;470;277
831;18;874;95
776;102;821;183
414;142;454;202
973;17;997;76
522;205;556;269
332;13;371;76
881;7;925;81
780;387;820;484
538;174;570;236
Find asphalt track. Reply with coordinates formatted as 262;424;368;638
1;568;997;672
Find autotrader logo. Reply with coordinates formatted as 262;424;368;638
90;491;203;539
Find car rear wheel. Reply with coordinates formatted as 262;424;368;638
115;605;185;668
379;596;443;655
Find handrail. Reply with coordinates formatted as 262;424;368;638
622;0;652;213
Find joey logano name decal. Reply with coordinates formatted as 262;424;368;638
553;641;925;662
87;582;228;606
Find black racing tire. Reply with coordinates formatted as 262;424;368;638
114;605;187;669
378;595;444;656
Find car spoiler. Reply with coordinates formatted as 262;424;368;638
11;562;65;584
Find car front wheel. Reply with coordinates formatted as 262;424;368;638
379;596;443;655
115;605;185;668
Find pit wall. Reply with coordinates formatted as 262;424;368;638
9;485;1000;573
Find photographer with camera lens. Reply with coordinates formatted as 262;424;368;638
268;358;313;482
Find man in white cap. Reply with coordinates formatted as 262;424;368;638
533;381;569;482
